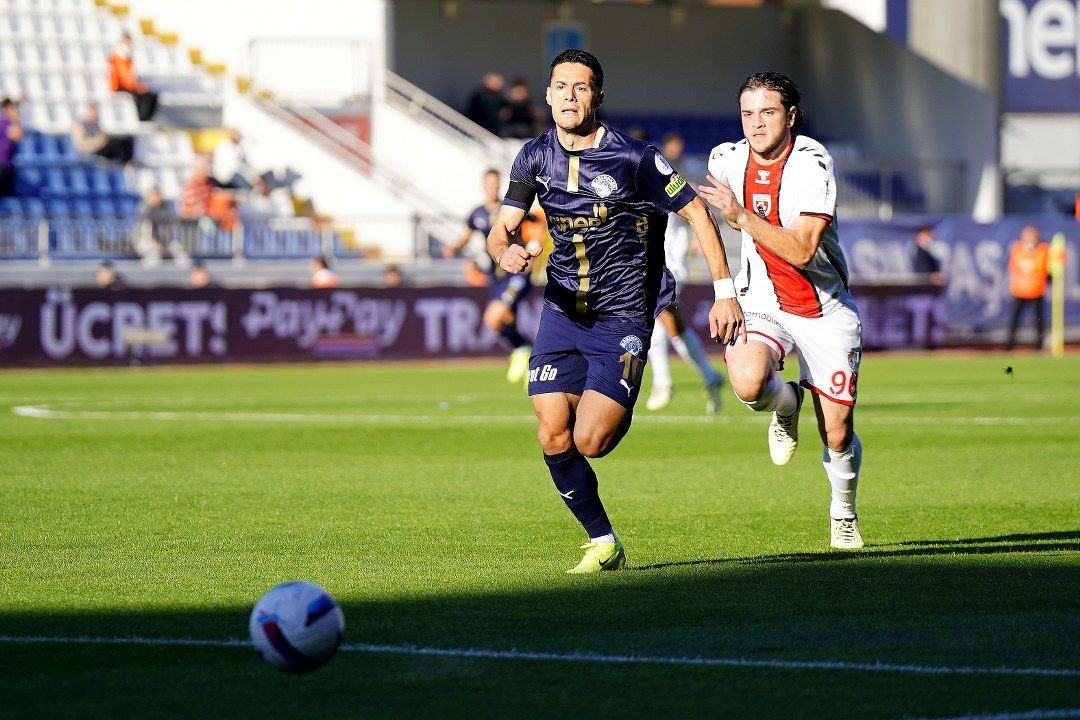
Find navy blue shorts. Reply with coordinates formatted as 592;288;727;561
528;302;653;409
489;274;531;311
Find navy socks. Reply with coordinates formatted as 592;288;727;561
543;446;612;538
499;324;528;350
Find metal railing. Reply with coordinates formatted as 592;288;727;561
0;214;451;264
384;71;516;168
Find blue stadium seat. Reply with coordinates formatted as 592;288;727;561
92;198;117;217
89;167;113;197
43;167;68;198
46;198;70;215
13;166;43;197
67;166;90;197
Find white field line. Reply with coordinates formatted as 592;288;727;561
9;405;1072;427
911;710;1080;720
0;635;1077;678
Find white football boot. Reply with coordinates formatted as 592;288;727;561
830;516;865;549
768;381;803;466
645;385;672;411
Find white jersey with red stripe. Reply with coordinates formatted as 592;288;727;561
708;134;850;319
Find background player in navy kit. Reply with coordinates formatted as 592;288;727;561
447;168;534;383
487;50;745;573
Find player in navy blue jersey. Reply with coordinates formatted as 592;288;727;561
448;168;536;383
486;49;745;573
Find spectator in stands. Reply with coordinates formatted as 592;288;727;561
135;186;172;264
108;33;158;122
71;102;134;166
94;261;127;290
211;129;253;190
242;178;294;220
384;265;404;288
188;261;216;289
464;73;506;135
0;98;23;198
500;78;541;139
310;256;340;288
180;161;214;220
912;226;945;286
661;132;685;165
1006;225;1050;351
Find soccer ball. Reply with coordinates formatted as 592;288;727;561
249;580;345;673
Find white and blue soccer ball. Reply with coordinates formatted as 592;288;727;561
249;580;345;673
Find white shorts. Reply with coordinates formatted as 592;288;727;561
740;297;862;407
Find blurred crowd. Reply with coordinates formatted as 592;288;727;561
463;73;543;140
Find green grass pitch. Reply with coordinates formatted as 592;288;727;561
0;353;1077;718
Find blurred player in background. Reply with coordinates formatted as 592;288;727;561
448;168;535;383
1005;225;1050;351
488;50;743;573
701;72;865;549
645;132;726;414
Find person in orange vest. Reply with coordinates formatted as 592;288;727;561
1006;225;1050;351
108;33;158;122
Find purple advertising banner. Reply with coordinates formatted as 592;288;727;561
0;284;944;367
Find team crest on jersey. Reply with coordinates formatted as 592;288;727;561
591;174;618;198
620;335;643;357
654;154;674;175
847;349;862;371
752;193;771;217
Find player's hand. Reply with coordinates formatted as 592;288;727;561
699;176;748;229
709;297;746;346
497;244;541;274
442;244;458;259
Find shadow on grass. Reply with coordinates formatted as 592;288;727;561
1;534;1078;719
634;530;1080;571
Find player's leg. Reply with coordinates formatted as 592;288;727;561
666;305;724;414
725;319;801;465
645;310;676;411
484;280;531;382
529;310;625;573
811;394;864;549
790;304;865;549
1033;297;1046;350
1005;297;1024;350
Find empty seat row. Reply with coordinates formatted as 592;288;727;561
2;0;98;15
133;131;195;167
0;12;118;41
0;39;114;72
0;70;111;103
132;166;192;201
12;164;131;198
0;195;139;217
21;97;140;134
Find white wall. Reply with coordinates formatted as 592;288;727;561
1001;113;1080;187
122;0;387;99
796;7;1001;221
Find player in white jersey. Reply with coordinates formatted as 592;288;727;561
699;72;865;549
645;134;726;414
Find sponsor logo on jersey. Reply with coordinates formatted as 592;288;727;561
535;175;551;191
550;203;609;233
752;193;772;217
591;174;618;198
654;154;674;175
755;169;771;185
620;335;643;357
664;174;686;197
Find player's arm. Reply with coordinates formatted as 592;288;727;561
487;204;539;275
445;225;474;258
705;179;828;267
677;196;746;345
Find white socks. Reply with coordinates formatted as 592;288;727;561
648;322;672;389
672;330;720;385
742;373;798;415
590;532;617;544
823;434;861;519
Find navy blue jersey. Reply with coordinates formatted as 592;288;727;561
503;125;697;319
467;202;504;280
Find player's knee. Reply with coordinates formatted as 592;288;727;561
824;423;854;453
537;425;571;455
573;427;611;459
730;371;768;406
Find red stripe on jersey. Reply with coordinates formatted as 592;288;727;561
744;145;823;319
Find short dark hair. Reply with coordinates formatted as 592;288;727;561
1;98;14;110
483;168;500;178
738;71;805;134
549;49;604;93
